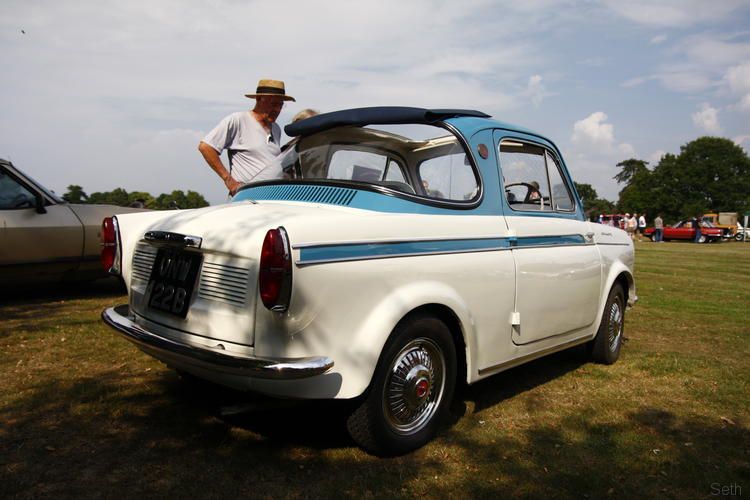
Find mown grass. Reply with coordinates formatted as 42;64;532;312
1;242;749;499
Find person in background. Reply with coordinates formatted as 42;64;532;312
198;79;295;196
292;108;319;123
637;212;647;242
654;213;664;242
625;213;636;240
692;215;703;243
527;180;541;201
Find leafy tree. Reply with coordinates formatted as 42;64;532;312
614;159;653;215
88;187;130;206
153;190;209;210
127;191;155;208
614;138;750;224
574;182;615;219
613;159;649;186
672;137;750;215
66;186;209;210
62;185;88;203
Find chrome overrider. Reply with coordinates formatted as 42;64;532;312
101;304;334;379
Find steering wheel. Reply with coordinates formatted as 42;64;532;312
505;182;545;207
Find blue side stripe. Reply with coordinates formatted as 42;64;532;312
297;234;587;265
513;235;586;247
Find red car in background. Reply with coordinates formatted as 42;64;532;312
644;220;723;243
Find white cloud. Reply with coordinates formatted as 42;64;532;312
603;0;747;28
650;35;668;45
618;143;636;158
678;35;750;69
648;150;666;165
726;62;750;94
624;36;750;96
572;112;614;148
524;74;552;107
691;103;722;134
726;62;750;111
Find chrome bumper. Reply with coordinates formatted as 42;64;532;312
101;304;334;380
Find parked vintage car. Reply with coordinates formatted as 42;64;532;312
643;220;723;243
101;107;637;455
0;159;147;285
735;223;750;242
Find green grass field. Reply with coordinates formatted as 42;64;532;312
1;241;748;498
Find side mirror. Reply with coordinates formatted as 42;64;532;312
35;192;47;214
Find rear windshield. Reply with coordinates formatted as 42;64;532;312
272;124;480;203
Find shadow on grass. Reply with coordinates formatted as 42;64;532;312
0;278;125;332
0;277;125;307
1;349;747;498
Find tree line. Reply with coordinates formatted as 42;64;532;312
576;136;750;223
62;185;209;210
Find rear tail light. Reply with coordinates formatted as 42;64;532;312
259;226;292;312
101;216;121;275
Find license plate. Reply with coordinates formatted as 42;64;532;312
146;247;202;318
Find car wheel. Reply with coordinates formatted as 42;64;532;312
590;284;625;365
346;314;457;456
736;233;744;242
650;233;657;242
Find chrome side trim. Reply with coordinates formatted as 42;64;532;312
144;231;203;248
101;305;333;379
478;336;591;377
293;235;506;249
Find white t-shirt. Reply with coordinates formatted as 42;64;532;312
638;215;646;228
202;111;282;184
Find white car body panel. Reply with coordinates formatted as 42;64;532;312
104;110;636;407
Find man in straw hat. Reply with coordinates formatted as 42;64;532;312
198;79;295;196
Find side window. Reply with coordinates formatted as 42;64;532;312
418;152;479;201
499;141;550;211
0;170;37;210
546;152;575;211
499;140;576;212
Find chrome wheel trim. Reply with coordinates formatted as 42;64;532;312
382;337;446;436
608;300;623;352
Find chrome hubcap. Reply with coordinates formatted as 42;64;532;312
383;338;445;435
608;301;623;352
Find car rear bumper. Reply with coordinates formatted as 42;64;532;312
101;304;334;380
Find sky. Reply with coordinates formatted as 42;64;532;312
1;0;749;205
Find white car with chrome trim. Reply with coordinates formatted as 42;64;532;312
102;107;636;455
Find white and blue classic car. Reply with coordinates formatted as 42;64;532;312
102;107;636;455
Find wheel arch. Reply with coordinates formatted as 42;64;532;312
348;287;474;400
398;304;468;388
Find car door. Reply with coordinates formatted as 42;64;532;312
0;166;83;283
495;133;602;345
671;222;694;240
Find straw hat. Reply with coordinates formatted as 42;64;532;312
244;79;296;101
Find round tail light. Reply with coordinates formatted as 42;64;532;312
259;227;292;312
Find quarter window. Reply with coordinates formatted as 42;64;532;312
328;150;403;182
418;152;479;201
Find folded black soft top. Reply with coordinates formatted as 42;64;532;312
284;106;490;137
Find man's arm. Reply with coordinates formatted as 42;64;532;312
198;141;241;195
